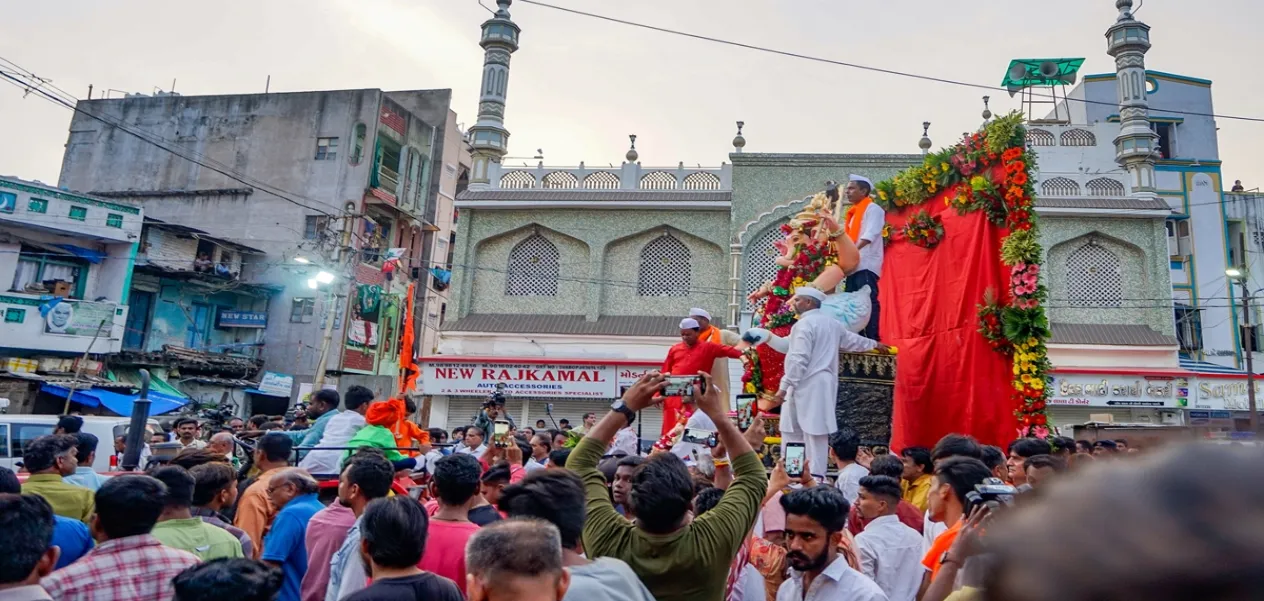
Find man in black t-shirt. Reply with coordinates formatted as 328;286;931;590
343;496;462;601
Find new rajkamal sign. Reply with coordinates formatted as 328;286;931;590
1049;374;1187;408
424;362;618;398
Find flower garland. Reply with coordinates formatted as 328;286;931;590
872;111;1053;438
900;210;945;249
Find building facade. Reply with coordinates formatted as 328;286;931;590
57;88;468;409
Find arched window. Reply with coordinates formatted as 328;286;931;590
1026;129;1055;147
1040;177;1081;197
583;171;621;190
500;171;536;189
1060;129;1097;147
1086;177;1126;196
638;235;691;297
639;171;678;190
505;234;559;296
542;171;579;189
1066;242;1122;307
349;123;367;165
682;172;722;190
744;222;789;309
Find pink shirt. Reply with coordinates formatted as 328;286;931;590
762;491;786;534
418;520;481;595
300;503;356;601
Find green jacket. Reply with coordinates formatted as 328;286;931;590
342;425;403;462
572;430;765;601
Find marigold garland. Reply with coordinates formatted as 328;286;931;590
901;210;945;249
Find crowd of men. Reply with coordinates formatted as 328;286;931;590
2;377;1262;601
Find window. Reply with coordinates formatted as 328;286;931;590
1025;129;1055;147
4;308;24;323
12;247;88;298
745;222;788;309
1086;178;1126;196
1175;304;1203;354
1060;129;1097;147
1040;177;1080;197
1176;220;1192;256
68;206;87;221
106;213;124;228
27;198;47;214
445;231;456;270
304;215;330;240
506;234;559;296
375;136;403;195
315;137;339;160
290;298;316;323
638;234;691;297
350;123;367;165
1065;242;1122;307
9;423;54;458
0;192;15;214
1153;123;1175;159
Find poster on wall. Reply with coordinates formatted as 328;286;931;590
423;362;619;398
44;300;116;337
616;364;663;396
297;382;338;404
257;372;295;398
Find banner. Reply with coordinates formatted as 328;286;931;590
1049;374;1187;408
217;309;267;328
44;300;115;337
423;362;618;398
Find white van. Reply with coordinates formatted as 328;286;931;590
0;415;159;473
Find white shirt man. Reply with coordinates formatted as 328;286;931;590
298;410;366;475
855;515;927;601
776;287;882;481
776;553;888;601
842;174;885;340
835;462;870;505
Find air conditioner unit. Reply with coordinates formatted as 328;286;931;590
1159;410;1183;425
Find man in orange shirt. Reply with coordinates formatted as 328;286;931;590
390;398;430;457
918;456;992;598
688;308;743;401
659;317;745;435
234;432;293;558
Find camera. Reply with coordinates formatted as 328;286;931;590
484;382;508;408
964;477;1019;514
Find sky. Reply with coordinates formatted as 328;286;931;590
2;0;1261;188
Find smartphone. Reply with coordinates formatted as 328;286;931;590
784;442;806;478
662;375;700;400
735;394;756;431
493;420;511;448
681;427;717;447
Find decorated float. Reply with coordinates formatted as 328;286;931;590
742;112;1050;449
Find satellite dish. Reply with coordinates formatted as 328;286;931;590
1038;61;1061;78
1009;63;1029;82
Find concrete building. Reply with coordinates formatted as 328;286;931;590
0;176;143;413
58;88;469;410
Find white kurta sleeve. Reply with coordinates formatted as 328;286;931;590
839;326;878;353
778;321;816;394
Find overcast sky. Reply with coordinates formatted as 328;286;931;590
2;0;1261;188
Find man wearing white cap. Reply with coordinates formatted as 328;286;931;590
659;317;746;436
689;307;743;402
840;174;885;340
773;286;889;482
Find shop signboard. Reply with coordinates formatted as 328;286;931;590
1190;377;1264;412
1049;374;1186;408
423;361;618;398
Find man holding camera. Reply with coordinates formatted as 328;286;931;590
472;394;516;439
659;317;746;436
918;457;992;599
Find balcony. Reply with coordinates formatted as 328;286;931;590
487;161;730;191
0;293;126;355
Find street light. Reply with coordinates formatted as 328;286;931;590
294;256;311;264
307;278;319;289
1226;265;1259;433
316;271;335;284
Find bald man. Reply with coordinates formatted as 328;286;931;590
208;431;240;469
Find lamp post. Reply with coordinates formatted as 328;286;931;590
1226;266;1259;432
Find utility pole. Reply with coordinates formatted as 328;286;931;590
312;206;356;391
1242;278;1259;432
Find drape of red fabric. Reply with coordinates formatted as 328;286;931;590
880;184;1018;450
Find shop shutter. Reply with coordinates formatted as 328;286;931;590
1047;406;1151;433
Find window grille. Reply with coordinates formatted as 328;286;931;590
542;171;579;189
583;171;621;190
1065;242;1122;307
744;222;789;309
500;171;536;189
1040;177;1081;197
638;235;691;296
1026;129;1055;147
1086;178;1126;196
682;172;722;190
1060;129;1097;147
639;171;678;190
506;234;559;296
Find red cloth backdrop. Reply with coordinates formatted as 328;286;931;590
880;195;1018;450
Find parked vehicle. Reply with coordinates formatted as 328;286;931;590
0;414;160;473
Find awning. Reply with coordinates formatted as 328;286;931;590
109;368;189;400
53;244;106;264
1179;357;1252;376
243;387;288;398
40;384;188;416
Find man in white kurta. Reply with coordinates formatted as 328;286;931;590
774;287;887;482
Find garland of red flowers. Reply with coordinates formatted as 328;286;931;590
900;210;945;249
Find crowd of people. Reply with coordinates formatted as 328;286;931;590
3;377;1262;601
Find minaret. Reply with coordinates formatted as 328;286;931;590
467;0;520;190
1106;0;1158;195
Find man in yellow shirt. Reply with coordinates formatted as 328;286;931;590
899;446;934;512
20;434;94;523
